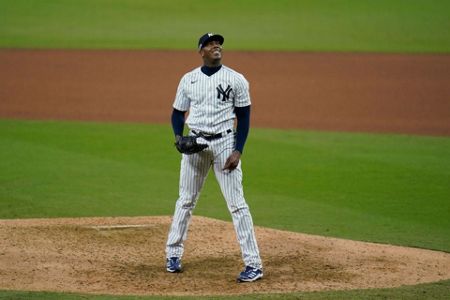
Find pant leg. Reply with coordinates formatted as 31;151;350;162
166;151;212;258
212;135;262;269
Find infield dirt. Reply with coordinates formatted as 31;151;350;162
1;50;449;135
0;50;449;296
1;216;450;296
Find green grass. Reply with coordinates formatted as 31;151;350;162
0;0;449;53
243;128;450;251
1;119;449;252
1;119;449;300
1;279;450;299
0;120;179;219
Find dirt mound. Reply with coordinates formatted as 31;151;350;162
1;216;449;296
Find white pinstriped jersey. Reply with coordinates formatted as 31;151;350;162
173;65;251;134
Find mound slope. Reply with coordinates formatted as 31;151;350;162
1;216;449;296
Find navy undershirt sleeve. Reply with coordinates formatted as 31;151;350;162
171;108;186;137
234;105;251;154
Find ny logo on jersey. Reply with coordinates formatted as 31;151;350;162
216;84;233;101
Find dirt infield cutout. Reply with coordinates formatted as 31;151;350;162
1;50;449;136
1;216;450;296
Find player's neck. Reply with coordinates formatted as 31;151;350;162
201;65;222;76
203;57;222;68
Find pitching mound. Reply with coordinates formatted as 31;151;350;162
1;216;449;296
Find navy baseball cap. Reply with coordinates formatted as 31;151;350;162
198;33;224;49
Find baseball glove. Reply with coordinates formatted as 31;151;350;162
175;136;208;155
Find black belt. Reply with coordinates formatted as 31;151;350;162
192;129;232;141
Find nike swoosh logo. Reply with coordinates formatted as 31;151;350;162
190;80;197;84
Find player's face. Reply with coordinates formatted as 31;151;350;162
200;40;222;65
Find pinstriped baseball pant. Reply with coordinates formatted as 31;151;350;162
165;132;262;269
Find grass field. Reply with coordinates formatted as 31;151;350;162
1;0;450;298
1;119;449;253
0;0;449;52
1;120;450;297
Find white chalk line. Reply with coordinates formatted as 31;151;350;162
87;224;157;230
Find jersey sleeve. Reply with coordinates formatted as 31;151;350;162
172;74;190;111
234;75;251;107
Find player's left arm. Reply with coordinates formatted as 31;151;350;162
234;105;250;154
223;105;250;171
223;75;251;171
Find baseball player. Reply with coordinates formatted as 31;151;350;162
165;33;263;282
